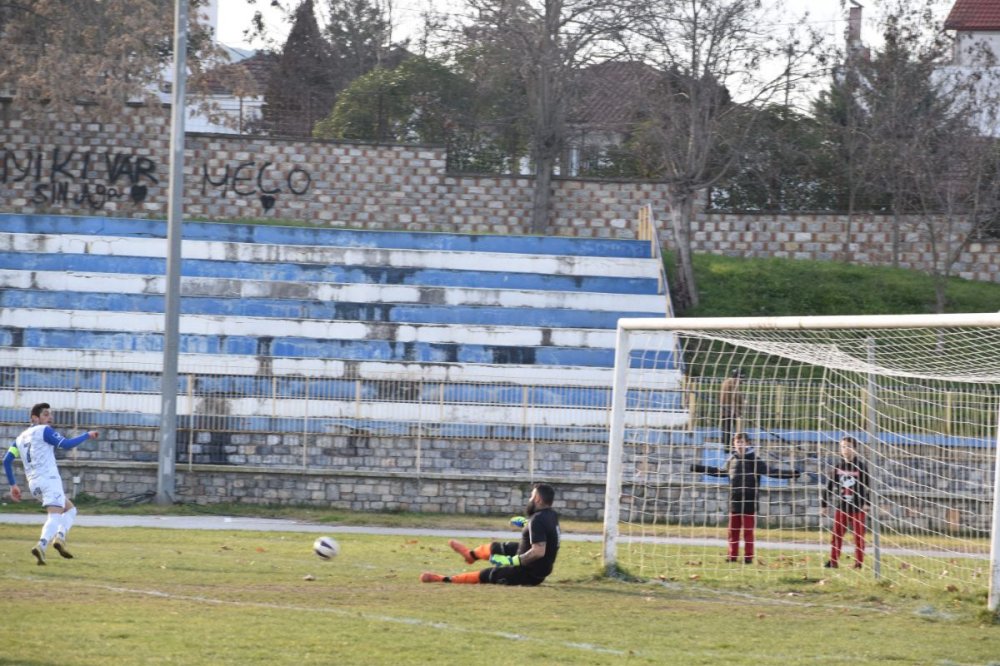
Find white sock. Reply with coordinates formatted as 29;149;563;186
39;513;61;549
59;506;78;540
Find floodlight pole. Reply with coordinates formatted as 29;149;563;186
157;0;188;505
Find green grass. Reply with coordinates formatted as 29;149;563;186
4;516;998;665
669;252;1000;317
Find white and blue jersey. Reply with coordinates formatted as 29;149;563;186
3;424;90;489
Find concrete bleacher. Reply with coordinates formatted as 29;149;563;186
0;213;685;469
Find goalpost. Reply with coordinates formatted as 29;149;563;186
602;313;1000;611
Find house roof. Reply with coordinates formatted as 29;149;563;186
570;61;662;128
944;0;1000;31
197;51;279;97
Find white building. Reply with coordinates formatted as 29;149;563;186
179;0;271;135
940;0;1000;136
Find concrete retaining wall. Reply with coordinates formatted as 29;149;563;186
0;121;666;238
13;424;988;528
2;117;998;281
689;212;1000;283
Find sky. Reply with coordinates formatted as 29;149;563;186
213;0;854;52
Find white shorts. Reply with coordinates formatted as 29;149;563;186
29;475;66;509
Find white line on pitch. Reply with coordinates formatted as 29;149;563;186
10;575;630;657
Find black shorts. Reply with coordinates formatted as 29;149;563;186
480;540;547;586
480;565;545;586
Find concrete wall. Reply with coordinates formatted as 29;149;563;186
2;115;998;282
9;424;988;528
0;118;665;238
689;212;1000;283
51;456;989;530
58;460;607;517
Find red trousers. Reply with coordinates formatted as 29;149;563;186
727;513;756;560
830;510;866;564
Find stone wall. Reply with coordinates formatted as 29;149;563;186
689;212;1000;283
58;460;607;517
0;117;666;239
2;114;998;281
53;459;990;530
7;424;986;527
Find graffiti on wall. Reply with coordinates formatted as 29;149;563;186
1;148;314;213
0;148;158;209
202;162;312;212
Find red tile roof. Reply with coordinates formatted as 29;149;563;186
944;0;1000;31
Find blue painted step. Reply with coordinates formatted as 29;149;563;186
0;289;661;329
0;327;676;369
0;213;653;258
0;252;661;295
7;368;683;411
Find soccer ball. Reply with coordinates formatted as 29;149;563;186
313;536;339;559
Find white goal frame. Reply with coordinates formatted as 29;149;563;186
601;313;1000;612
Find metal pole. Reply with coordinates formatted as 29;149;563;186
866;338;881;579
602;324;631;576
157;0;188;505
987;400;1000;612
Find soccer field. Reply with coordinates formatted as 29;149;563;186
3;518;998;665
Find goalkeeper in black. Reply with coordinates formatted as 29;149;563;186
691;432;801;563
420;483;560;586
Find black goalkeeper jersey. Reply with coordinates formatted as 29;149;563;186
519;507;560;579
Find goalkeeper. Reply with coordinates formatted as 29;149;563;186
420;483;560;586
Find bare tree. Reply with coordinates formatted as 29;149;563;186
880;1;1000;312
460;0;630;233
0;0;227;123
624;0;822;310
834;0;1000;309
911;132;1000;312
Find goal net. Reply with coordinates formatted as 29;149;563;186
602;314;1000;610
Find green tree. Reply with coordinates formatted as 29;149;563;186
624;0;821;309
261;0;338;137
313;56;473;143
811;54;884;258
448;38;533;174
709;105;841;212
322;0;394;91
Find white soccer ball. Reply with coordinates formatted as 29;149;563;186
313;536;339;560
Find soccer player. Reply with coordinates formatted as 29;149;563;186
691;432;801;564
420;483;560;586
3;402;98;565
821;435;870;569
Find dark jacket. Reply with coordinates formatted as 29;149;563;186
822;457;870;512
693;450;799;515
